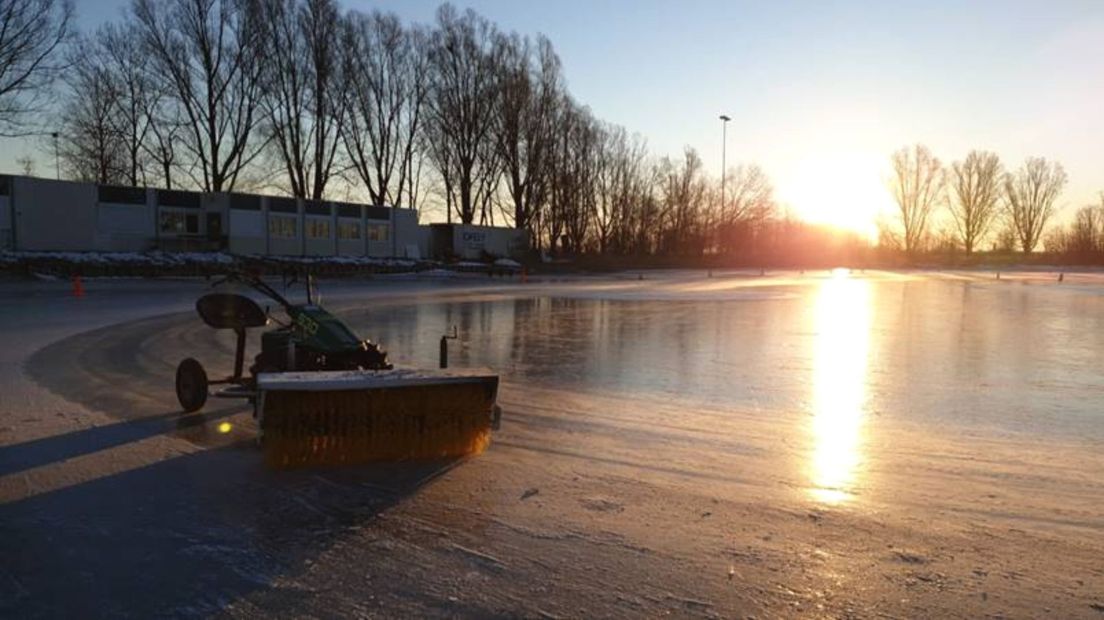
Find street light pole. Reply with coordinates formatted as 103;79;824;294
51;132;59;179
719;114;730;219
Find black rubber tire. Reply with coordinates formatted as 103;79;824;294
176;358;208;413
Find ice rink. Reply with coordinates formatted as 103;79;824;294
2;270;1103;617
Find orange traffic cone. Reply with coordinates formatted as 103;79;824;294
72;275;85;297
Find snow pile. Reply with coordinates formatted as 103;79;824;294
0;250;237;268
0;250;430;277
0;249;528;278
451;259;524;273
416;268;459;278
248;254;419;268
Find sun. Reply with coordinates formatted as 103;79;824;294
779;152;895;241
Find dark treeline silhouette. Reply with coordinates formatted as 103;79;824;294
29;0;807;261
1042;194;1104;264
5;0;1102;266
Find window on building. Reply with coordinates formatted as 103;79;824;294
159;210;198;234
307;218;330;239
338;221;361;240
160;211;185;234
367;223;389;242
269;215;297;239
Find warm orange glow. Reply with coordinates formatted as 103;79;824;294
780;152;894;241
809;271;871;503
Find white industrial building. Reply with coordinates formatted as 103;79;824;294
0;175;526;261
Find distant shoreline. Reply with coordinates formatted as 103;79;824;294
4;248;1104;280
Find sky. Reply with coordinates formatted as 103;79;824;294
5;0;1103;236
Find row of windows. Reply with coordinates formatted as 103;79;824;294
270;216;297;239
271;216;389;241
154;211;393;242
339;222;389;241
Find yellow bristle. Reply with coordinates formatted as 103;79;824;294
260;382;495;469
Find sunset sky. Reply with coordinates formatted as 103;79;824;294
5;0;1103;237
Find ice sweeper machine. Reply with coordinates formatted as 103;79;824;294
174;272;501;468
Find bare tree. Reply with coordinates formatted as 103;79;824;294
1003;157;1067;254
563;109;598;251
586;124;658;255
0;0;72;135
424;4;501;224
341;10;428;207
133;0;267;192
590;122;616;252
494;32;561;236
948;150;1002;254
543;98;598;252
715;163;774;255
1042;226;1069;255
256;0;344;199
96;24;156;186
143;98;185;189
890;144;945;254
1068;203;1101;255
658;148;708;255
1049;193;1104;258
57;39;126;184
609;131;650;254
993;222;1018;252
875;213;902;251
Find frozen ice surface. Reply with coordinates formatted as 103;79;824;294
1;270;1103;618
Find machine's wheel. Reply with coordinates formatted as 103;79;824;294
176;358;209;413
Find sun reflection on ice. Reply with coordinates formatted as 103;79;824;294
809;270;871;503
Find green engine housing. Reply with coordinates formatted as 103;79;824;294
254;303;391;373
287;304;365;353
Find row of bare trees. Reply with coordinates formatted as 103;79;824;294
1042;194;1104;261
33;0;791;257
886;144;1070;255
10;1;1099;263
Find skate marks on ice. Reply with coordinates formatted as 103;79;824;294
4;310;468;618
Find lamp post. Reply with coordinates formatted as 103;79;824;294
719;114;730;244
719;115;730;213
51;131;59;179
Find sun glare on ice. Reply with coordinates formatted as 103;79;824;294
809;272;871;503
